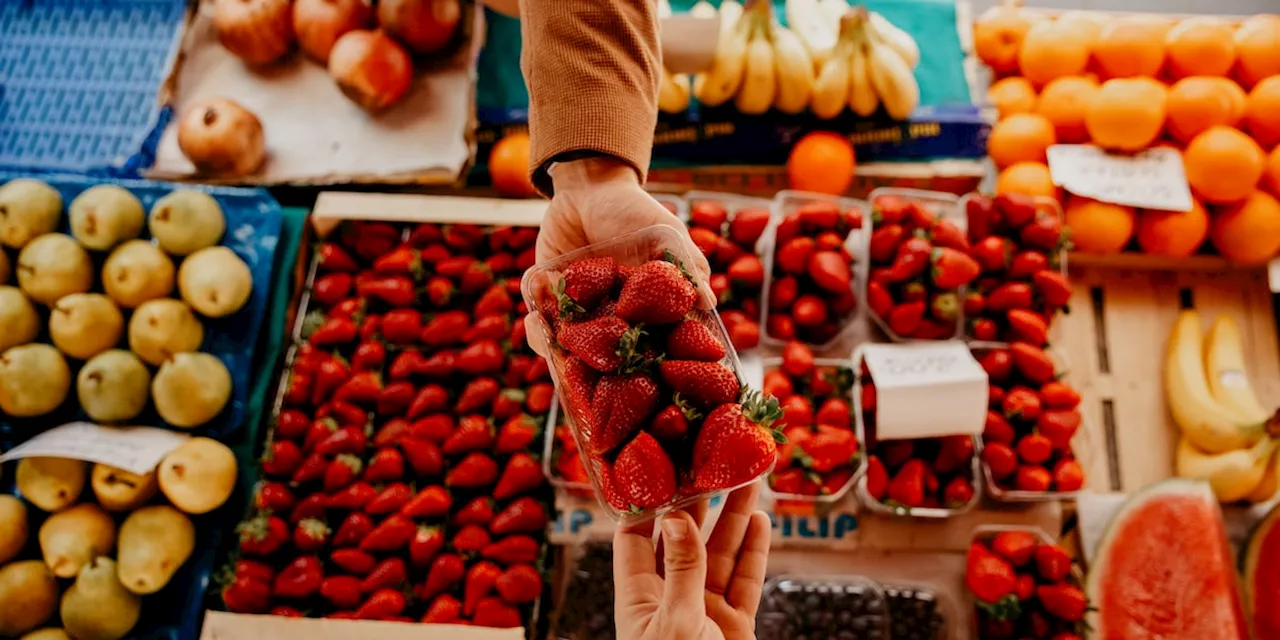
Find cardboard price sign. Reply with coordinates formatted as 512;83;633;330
0;422;189;475
1047;144;1194;212
859;341;988;440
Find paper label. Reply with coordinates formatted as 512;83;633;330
0;422;190;475
860;341;988;440
1047;145;1194;212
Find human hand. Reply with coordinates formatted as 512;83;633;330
613;483;771;640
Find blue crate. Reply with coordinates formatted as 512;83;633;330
0;0;187;176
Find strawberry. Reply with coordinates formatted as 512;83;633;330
1016;433;1054;464
1014;573;1036;600
887;459;926;507
863;455;888;500
971;236;1011;273
442;414;494;455
426;276;454;307
1037;584;1087;622
493;452;544;500
1033;269;1072;308
288;493;328;525
728;319;760;349
651;402;696;440
1011;341;1055;383
613;432;677;509
473;596;523;628
361;448;405;484
275;409;311;441
490;497;548;535
320;575;363;608
495;564;542;604
1020;212;1064;251
401;485;452;518
886;300;926;337
407;414;453;443
482;535;541;566
495;414;539;454
982;442;1018;479
474;285;514;319
777;237;817;275
616;258;697;325
294;518;330;552
986;282;1034;311
727;254;765;287
1007;250;1049;279
331;549;377;576
463;561;503;616
446;452;500;488
255;481;296;513
1034;543;1073;581
400;438;445;477
984;410;1016;445
372;245;421;276
317;242;359;272
381;309;422;345
274;556;323;599
559;256;618;312
334;371;383;405
419;349;458;378
360;514;416;552
886;236;932;281
420;553;466;600
420;311;470;347
1053;459;1084;491
1015;465;1052;492
222;574;272;614
458;339;506;375
767;313;797;339
312;272;354;307
930;247;981;288
262;440;303;478
1003;386;1043;421
978;349;1013;382
691;391;782;491
944;476;975;506
556;315;635;373
1007;310;1049;347
667;319;727;362
730;207;770;245
966;542;1018;605
421;594;462;623
409;525;446;567
366;483;413;516
453;523;492;554
690;227;720;258
798;425;857;472
453;497;495;526
970;317;998;341
238;515;288;557
780;394;813;427
769;276;799;310
358;275;417;307
329;480;376;510
934;435;976;473
387;350;424;380
1039;381;1081;410
930;292;960;322
659;361;740;407
762;369;794;400
781;340;814;377
316;426;367;457
321;454;361;492
990;531;1038;567
588;372;659;453
808;251;852;293
356;588;407;620
993;193;1037;228
460;262;495;294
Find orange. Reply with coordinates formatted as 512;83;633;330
1165;76;1247;143
489;132;536;198
787;132;855;195
1165;17;1237;78
1093;19;1168;78
1018;21;1091;86
1210;190;1280;263
1244;76;1280;149
1057;11;1104;47
1183;126;1265;204
974;7;1033;74
1267;146;1280;195
988;77;1037;120
1085;78;1168;151
1036;75;1099;143
1234;14;1280;88
995;162;1057;199
1135;198;1209;258
1065;196;1136;254
987;113;1056;169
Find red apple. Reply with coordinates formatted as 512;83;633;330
213;0;294;66
328;30;414;110
294;0;373;63
377;0;461;55
177;99;266;176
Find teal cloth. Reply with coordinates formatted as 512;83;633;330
476;0;970;117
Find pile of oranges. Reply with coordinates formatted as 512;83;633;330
976;9;1280;263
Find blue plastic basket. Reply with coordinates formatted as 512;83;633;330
0;0;187;176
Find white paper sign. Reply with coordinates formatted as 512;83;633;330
0;422;190;475
859;341;988;440
1047;144;1194;212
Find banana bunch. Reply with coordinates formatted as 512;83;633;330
1167;311;1280;502
658;0;692;114
694;0;814;116
810;9;920;121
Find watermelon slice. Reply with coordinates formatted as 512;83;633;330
1086;479;1248;639
1244;502;1280;639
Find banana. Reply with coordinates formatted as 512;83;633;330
1205;315;1274;423
696;0;750;107
772;25;815;114
865;22;919;120
810;13;859;119
1175;435;1280;503
1245;446;1280;502
786;0;839;71
866;11;920;69
658;70;691;113
689;0;717;19
847;27;878;117
735;17;776;115
1166;310;1267;453
818;0;850;27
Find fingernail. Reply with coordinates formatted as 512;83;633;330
663;517;688;542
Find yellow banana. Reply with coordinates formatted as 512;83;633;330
1166;310;1267;453
786;0;839;71
847;27;878;117
811;13;859;119
735;18;776;115
1205;315;1274;423
696;0;750;107
1245;446;1280;503
866;11;919;69
1175;435;1279;503
772;25;814;114
865;22;918;120
658;70;691;113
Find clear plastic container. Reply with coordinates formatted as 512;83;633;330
684;190;775;345
521;224;752;524
882;581;954;640
966;525;1086;639
541;396;594;497
649;191;687;220
684;190;775;254
761;190;871;351
757;574;892;640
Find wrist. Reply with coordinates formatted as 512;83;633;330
550;155;639;193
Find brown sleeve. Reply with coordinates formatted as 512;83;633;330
518;0;660;195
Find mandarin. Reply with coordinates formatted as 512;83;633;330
1166;17;1237;78
995;162;1057;199
1135;198;1209;258
987;113;1057;169
1234;14;1280;88
489;132;536;198
1057;11;1103;47
988;77;1038;120
1018;21;1091;86
1036;76;1099;143
1266;146;1280;195
974;6;1033;74
1244;76;1280;149
787;132;855;195
1165;76;1247;143
1183;126;1265;204
1094;19;1168;78
1065;196;1136;254
1210;190;1280;263
1085;78;1167;151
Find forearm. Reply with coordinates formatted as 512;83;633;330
519;0;660;195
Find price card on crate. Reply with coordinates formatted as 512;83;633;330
0;422;189;475
860;341;988;440
1047;144;1194;212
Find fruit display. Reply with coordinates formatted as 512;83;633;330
1086;479;1248;638
683;192;771;350
656;0;694;115
806;9;920;121
523;225;779;522
882;583;948;640
1167;310;1280;502
1243;501;1280;639
764;192;865;347
763;342;862;510
177;98;267;178
694;0;814;116
966;527;1085;640
973;344;1086;500
755;575;890;639
865;190;977;341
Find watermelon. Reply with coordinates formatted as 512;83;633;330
1244;502;1280;639
1086;479;1248;639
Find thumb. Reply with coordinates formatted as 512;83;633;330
658;511;707;620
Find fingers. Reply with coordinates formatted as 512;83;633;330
523;314;550;358
726;511;771;618
704;482;762;595
655;499;709;578
613;519;657;609
657;510;708;620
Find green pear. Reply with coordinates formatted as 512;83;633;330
0;495;29;565
78;350;151;423
116;505;195;595
102;240;175;308
0;560;59;637
0;178;62;250
91;464;158;512
158;437;237;514
127;298;204;366
148;191;225;256
60;557;141;640
152;352;232;428
49;293;124;360
39;503;116;579
21;629;72;640
16;233;93;306
0;344;71;417
178;246;253;318
0;286;39;351
68;185;144;251
15;458;87;513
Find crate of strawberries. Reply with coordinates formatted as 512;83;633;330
762;341;864;513
683;191;774;351
966;526;1086;640
865;188;979;342
522;225;783;524
763;191;868;350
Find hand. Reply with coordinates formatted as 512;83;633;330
613;484;771;640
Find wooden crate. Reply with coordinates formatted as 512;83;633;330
1055;255;1280;494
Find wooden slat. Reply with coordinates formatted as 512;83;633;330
1057;267;1111;490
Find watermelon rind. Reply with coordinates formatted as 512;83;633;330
1243;502;1280;639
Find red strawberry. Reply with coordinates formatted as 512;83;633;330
690;227;720;258
366;483;413;516
288;493;328;525
886;301;926;337
362;448;405;484
780;340;815;377
1040;381;1081;410
446;452;500;488
421;594;462;623
887;459;926;507
262;440;303;478
420;553;466;600
1053;458;1084;491
490;497;548;535
780;394;813;428
982;443;1019;480
274;556;323;599
966;542;1017;604
238;515;288;557
1011;342;1055;383
307;316;357;348
400;438;445;477
358;275;416;306
333;512;375;547
943;476;975;507
317;242;359;272
474;285;513;319
457;340;506;375
453;497;495;527
320;575;363;608
1037;584;1087;621
651;402;695;440
334;371;383;405
407;415;453;443
419;349;458;379
933;435;975;473
991;531;1038;567
495;564;542;604
730;207;770;245
410;525;446;567
984;410;1016;445
1033;269;1072;308
1003;386;1043;421
587;372;659;454
359;514;416;552
375;380;417;416
356;588;406;620
930;247;980;288
970;317;998;341
1007;250;1049;279
666;319;727;362
329;482;377;511
493;452;545;500
616;258;697;325
769;276;800;310
808;250;852;292
322;454;362;492
482;535;541;566
987;282;1034;311
316;426;367;457
401;485;452;518
293;518;330;552
690;200;728;229
453;523;492;554
1016;573;1036;600
358;557;408;595
1016;433;1054;464
659;361;740;408
473;596;523;628
865;456;888;500
1035;542;1073;581
443;414;495;455
463;561;503;616
557;315;634;372
777;237;816;275
559;257;618;311
426;276;454;306
331;548;377;576
613;432;677;509
798;425;857;472
222;574;272;614
727;254;765;287
691;391;782;491
255;481;296;513
815;397;851;429
1015;465;1052;492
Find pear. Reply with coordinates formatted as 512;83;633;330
178;246;253;318
60;557;141;640
16;233;93;306
127;298;205;366
116;505;195;595
0;344;71;417
152;352;232;428
15;457;86;512
148;190;225;256
21;629;72;640
102;240;175;308
0;178;62;250
0;495;29;564
91;464;158;512
68;185;144;251
78;350;151;423
158;437;237;514
49;293;124;360
0;286;39;351
0;560;59;636
39;503;116;579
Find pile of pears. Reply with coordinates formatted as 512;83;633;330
0;178;254;428
0;437;238;639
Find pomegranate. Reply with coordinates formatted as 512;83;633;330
213;0;294;66
377;0;461;55
177;99;266;176
294;0;373;63
328;30;415;111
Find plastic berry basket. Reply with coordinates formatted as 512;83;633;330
966;525;1086;638
761;190;871;351
881;580;958;640
521;224;755;525
956;193;1069;277
649;191;688;219
756;574;893;640
683;190;775;340
541;396;594;496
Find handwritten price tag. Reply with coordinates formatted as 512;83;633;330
1047;144;1194;212
859;341;988;440
0;422;189;475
